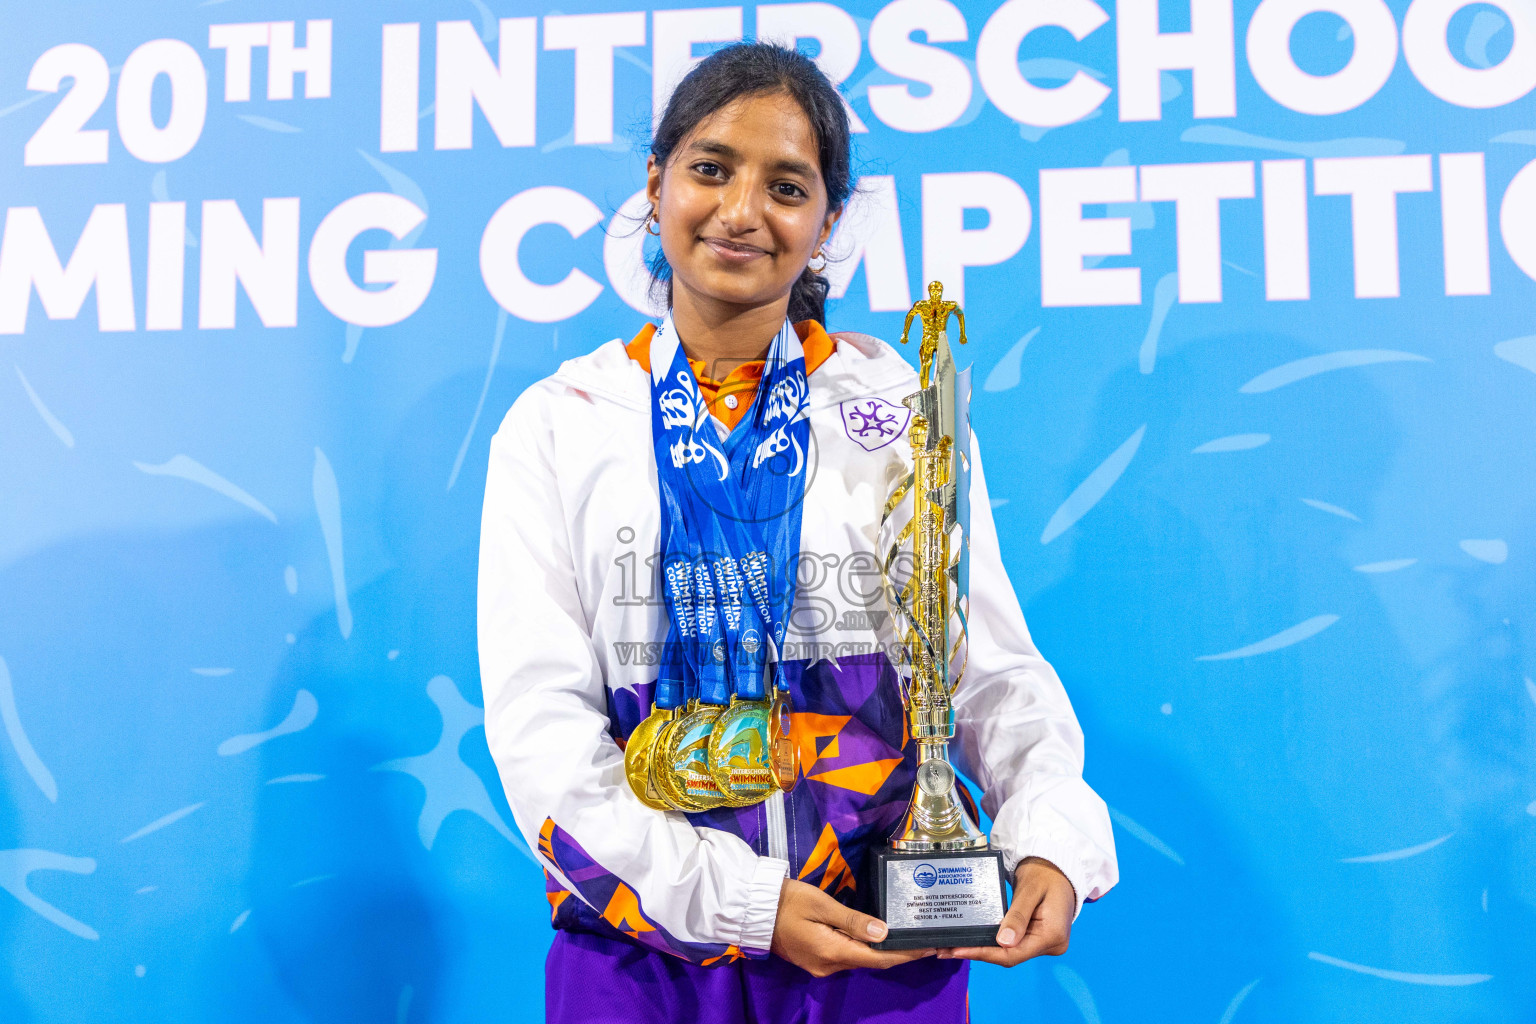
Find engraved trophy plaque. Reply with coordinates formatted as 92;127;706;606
872;281;1009;950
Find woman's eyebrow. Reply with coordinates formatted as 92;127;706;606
689;138;818;179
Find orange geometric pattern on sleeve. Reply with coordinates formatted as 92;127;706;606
539;816;768;963
700;946;748;967
602;882;659;941
538;818;556;862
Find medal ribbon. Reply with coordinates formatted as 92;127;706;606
650;313;810;709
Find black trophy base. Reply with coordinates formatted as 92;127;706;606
870;848;1009;950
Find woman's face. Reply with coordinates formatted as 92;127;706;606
646;90;839;316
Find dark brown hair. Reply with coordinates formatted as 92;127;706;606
647;42;854;325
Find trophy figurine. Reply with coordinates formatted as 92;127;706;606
871;281;1008;950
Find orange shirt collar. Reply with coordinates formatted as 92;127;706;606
626;319;833;431
625;319;836;377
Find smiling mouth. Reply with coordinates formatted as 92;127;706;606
701;237;770;259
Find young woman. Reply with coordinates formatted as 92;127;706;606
478;43;1116;1023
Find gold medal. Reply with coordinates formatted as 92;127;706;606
649;714;697;811
654;700;727;811
707;698;774;806
624;704;675;811
647;715;693;811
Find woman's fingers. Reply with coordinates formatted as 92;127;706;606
818;900;936;971
946;914;1067;965
801;886;890;943
995;876;1046;949
941;866;1074;966
783;914;935;977
777;855;1079;973
939;873;1046;963
818;929;936;972
776;880;937;975
1003;910;1070;963
942;944;1013;965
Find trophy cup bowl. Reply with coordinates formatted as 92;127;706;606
870;282;1009;951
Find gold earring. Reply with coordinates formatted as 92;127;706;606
646;213;661;236
808;250;826;273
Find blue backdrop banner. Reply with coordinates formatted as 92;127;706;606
1;1;1533;1021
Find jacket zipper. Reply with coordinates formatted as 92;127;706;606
766;790;789;863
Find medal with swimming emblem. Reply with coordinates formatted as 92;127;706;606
655;701;727;810
707;699;774;805
624;704;675;811
649;714;699;811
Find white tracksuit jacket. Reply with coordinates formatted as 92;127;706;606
477;326;1117;964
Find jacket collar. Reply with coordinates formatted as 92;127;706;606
548;328;918;413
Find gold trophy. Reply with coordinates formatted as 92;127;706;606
871;282;1008;950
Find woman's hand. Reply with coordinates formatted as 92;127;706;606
940;857;1075;966
770;878;936;978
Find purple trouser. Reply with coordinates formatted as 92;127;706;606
546;929;970;1024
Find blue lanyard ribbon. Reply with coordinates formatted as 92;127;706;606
649;314;811;710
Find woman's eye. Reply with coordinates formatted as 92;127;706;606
694;162;722;177
774;182;806;198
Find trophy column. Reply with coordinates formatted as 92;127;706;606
872;282;1009;951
